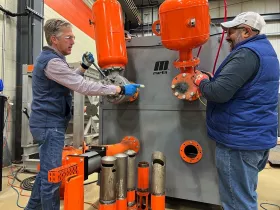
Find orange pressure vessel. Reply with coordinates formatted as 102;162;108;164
92;0;128;70
152;0;210;51
152;0;210;101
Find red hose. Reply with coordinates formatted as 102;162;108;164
197;46;202;57
212;0;227;75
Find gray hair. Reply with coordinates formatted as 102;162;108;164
44;19;72;46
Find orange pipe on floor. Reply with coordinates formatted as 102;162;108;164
151;195;165;210
127;190;136;205
127;190;137;210
116;199;127;210
99;203;117;210
137;162;149;210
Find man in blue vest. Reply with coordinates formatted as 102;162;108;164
25;19;141;210
192;12;279;210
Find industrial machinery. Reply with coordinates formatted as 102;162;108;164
48;143;167;210
47;0;229;208
92;0;140;104
152;0;210;101
48;137;142;210
98;0;228;207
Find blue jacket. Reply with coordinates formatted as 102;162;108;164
29;47;72;128
207;35;279;150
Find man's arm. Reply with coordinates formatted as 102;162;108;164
74;66;86;76
45;58;118;96
199;48;260;103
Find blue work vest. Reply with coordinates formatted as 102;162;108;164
207;35;279;150
29;47;72;128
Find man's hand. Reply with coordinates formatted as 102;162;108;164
200;70;213;80
192;70;212;86
81;52;94;69
118;84;142;96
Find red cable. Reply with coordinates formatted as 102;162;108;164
212;0;227;75
197;46;202;57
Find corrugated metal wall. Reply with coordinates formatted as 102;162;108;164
137;0;280;57
210;0;280;57
262;21;280;58
210;0;280;18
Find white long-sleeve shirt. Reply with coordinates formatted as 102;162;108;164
44;47;117;96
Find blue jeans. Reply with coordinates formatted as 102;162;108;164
25;127;65;210
216;143;269;210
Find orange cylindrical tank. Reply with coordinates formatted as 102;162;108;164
152;0;210;51
92;0;128;70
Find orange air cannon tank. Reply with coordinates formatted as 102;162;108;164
92;0;128;70
152;0;210;101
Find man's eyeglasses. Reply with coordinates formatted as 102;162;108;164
56;35;75;40
63;35;75;40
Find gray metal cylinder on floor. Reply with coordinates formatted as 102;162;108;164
115;153;128;210
115;153;128;199
99;156;117;204
151;151;166;195
126;150;137;191
151;151;166;210
125;150;137;208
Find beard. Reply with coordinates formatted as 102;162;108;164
228;32;243;51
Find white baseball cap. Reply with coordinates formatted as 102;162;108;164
221;11;266;31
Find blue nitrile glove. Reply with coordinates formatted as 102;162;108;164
81;52;95;69
0;79;3;92
120;84;141;96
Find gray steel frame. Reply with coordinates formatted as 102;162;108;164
99;32;229;205
16;0;44;161
21;65;39;171
21;63;101;171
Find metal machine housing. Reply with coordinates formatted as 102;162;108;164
99;31;229;205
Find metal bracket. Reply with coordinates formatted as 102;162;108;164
189;18;196;27
26;6;44;19
88;146;107;157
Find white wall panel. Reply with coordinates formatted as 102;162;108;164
44;5;98;64
210;0;280;18
0;0;18;161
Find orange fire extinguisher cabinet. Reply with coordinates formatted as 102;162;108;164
152;0;210;51
92;0;128;70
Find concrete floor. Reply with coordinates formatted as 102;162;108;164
1;164;280;210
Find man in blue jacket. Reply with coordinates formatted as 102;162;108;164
25;18;141;210
192;12;279;210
